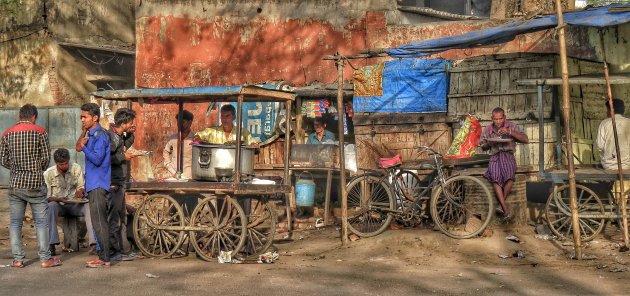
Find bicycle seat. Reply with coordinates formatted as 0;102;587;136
379;154;402;169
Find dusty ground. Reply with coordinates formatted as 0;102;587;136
1;189;629;296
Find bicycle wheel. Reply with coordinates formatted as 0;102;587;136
395;169;422;202
545;184;604;241
345;174;395;237
430;176;493;239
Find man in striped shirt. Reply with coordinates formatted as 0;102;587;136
1;104;61;268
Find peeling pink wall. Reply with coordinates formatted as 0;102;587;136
133;10;597;174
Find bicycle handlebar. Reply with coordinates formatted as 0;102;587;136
413;146;442;156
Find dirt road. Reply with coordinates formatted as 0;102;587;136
1;189;629;295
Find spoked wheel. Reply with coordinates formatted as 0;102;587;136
345;174;395;237
395;170;422;202
190;195;247;261
133;194;185;258
239;197;277;258
430;176;493;239
545;184;605;241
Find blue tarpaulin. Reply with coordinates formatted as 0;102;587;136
389;4;630;58
353;59;450;113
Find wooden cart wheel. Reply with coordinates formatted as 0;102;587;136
545;184;605;241
132;194;185;258
239;197;277;258
190;195;247;261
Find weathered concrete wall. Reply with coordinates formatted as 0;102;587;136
48;0;135;49
0;34;53;107
0;0;135;107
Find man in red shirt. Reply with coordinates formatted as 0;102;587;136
1;104;61;268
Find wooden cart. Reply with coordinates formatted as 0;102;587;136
92;86;295;260
518;74;630;241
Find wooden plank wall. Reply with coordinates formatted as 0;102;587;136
353;113;451;169
254;139;285;170
566;58;607;165
449;53;557;168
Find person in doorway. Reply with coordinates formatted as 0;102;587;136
597;98;630;170
479;107;529;220
1;104;60;268
45;148;96;255
194;104;257;146
76;102;112;268
596;99;630;198
106;108;138;260
306;117;335;144
163;110;194;179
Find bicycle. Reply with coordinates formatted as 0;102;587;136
345;146;494;239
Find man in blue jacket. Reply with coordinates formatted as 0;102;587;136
76;103;112;268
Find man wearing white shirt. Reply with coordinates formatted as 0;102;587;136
597;99;630;170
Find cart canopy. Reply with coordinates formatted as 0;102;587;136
91;85;295;102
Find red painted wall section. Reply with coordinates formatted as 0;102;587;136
136;16;368;88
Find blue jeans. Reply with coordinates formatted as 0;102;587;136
8;186;51;262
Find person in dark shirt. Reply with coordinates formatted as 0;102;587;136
76;103;112;268
1;104;60;268
106;108;138;260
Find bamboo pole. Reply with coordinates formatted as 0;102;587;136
554;0;582;259
336;56;349;245
600;32;630;252
176;99;184;179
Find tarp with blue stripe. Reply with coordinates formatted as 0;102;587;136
388;4;630;58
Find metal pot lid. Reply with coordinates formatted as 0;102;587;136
192;143;256;150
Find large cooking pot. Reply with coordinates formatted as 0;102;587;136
191;143;255;181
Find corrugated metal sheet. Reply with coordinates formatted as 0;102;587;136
0;106;84;187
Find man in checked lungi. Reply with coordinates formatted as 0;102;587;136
479;107;529;220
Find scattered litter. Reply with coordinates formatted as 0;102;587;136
498;254;511;259
456;272;463;277
597;264;608;269
218;250;233;264
315;218;325;228
489;272;503;275
506;234;524;244
609;267;628;273
257;251;279;264
0;264;10;268
534;234;555;241
562;241;574;246
145;273;160;278
313;255;326;260
349;234;361;242
296;235;304;240
615;256;627;265
513;250;525;258
568;253;597;260
336;259;343;262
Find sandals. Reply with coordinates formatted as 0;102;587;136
10;260;24;268
41;257;62;268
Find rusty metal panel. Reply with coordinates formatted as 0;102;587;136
0;106;83;187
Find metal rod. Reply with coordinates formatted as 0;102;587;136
234;95;243;183
325;169;333;226
284;100;293;235
555;0;582;260
336;56;349;245
600;31;630;251
538;84;545;176
176;99;184;179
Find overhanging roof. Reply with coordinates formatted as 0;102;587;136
389;4;630;58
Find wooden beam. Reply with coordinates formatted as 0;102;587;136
86;74;131;82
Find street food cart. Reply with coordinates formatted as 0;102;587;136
92;86;295;261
